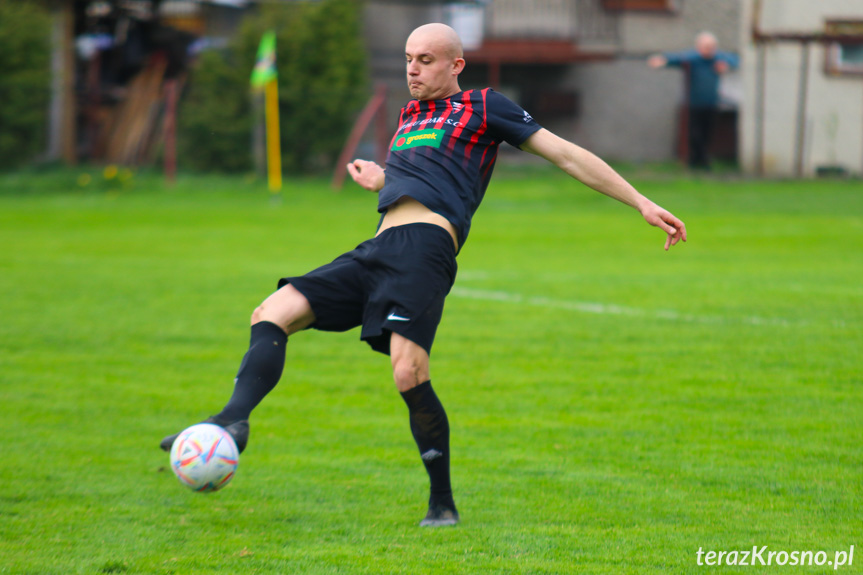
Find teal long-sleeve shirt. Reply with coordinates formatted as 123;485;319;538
664;49;739;108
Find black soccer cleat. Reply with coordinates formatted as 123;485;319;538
419;502;460;527
159;416;250;454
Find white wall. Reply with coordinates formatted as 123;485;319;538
619;0;741;54
565;60;683;162
739;0;863;176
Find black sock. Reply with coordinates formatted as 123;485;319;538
400;380;454;509
217;321;287;422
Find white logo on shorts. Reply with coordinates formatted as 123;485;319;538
387;313;411;322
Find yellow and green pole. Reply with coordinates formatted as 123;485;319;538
251;31;281;194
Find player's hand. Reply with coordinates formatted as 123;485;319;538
641;202;687;251
346;159;385;193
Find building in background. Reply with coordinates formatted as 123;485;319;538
364;0;742;165
57;0;863;177
740;0;863;177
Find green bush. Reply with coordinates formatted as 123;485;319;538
0;1;52;170
179;0;367;174
178;48;253;173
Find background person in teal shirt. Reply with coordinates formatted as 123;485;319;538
649;31;739;170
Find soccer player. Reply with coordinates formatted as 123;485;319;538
160;23;687;527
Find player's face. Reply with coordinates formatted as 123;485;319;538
404;33;463;101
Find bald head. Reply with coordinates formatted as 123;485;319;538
404;23;466;101
407;23;464;60
695;31;718;58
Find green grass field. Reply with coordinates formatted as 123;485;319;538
1;166;861;574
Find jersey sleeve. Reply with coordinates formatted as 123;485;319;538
718;51;740;69
663;50;696;68
484;89;542;148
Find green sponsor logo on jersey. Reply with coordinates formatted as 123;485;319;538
392;129;446;151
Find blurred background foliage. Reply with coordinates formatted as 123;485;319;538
0;1;52;170
178;0;367;174
0;0;366;174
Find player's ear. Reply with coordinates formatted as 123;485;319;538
452;57;466;75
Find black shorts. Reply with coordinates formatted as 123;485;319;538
278;223;457;356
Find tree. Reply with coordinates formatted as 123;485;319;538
179;0;367;174
0;1;51;170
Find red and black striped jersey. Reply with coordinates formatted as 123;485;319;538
378;88;541;252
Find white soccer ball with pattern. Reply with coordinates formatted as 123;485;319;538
169;423;239;492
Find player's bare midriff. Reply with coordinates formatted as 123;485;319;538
377;195;459;251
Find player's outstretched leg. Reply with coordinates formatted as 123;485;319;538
158;320;284;453
159;285;315;453
391;334;459;527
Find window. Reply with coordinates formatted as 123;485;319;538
825;21;863;76
601;0;678;12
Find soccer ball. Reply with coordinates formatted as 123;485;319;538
169;423;239;493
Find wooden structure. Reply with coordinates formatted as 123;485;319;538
47;0;204;174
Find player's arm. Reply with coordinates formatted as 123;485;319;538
346;159;385;192
521;128;687;251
